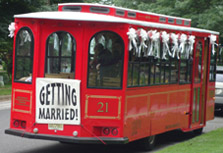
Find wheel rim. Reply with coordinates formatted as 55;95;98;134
148;136;155;145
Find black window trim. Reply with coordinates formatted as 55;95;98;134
14;27;34;84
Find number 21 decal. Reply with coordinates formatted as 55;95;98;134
97;102;108;113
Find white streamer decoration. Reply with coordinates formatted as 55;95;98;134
171;33;180;59
148;30;160;58
161;31;171;60
24;31;31;42
178;34;187;55
127;28;138;54
138;29;148;57
209;34;217;55
8;22;15;38
186;35;195;59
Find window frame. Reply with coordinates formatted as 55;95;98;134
14;27;34;84
45;31;76;78
87;30;125;89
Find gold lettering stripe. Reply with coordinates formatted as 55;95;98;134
15;98;30;102
15;101;27;104
16;96;28;100
15;103;30;107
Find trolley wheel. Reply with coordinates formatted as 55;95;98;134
193;128;203;135
137;135;156;151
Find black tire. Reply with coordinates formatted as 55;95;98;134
137;135;156;151
193;128;203;135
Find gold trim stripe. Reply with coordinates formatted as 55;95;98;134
87;116;119;119
126;89;191;99
125;105;190;119
151;104;190;113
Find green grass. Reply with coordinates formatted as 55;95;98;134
0;83;12;95
157;128;223;153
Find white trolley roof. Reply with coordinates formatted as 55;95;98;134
14;11;219;35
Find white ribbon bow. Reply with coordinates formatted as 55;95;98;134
186;35;195;59
8;22;15;38
209;34;217;55
178;34;187;55
148;30;160;58
171;33;180;59
138;29;148;57
127;28;138;54
161;31;171;60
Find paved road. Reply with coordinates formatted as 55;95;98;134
0;100;223;153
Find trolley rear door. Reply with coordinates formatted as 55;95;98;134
190;38;209;128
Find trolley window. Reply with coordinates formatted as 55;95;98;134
179;42;193;84
62;6;82;12
209;45;217;81
127;31;180;87
14;27;34;83
194;41;202;83
87;31;124;89
45;31;76;79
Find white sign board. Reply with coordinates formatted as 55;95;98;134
36;78;81;125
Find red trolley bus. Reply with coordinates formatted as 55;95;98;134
5;3;219;150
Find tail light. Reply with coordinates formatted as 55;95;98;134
102;127;110;135
111;128;118;136
94;127;119;136
13;120;20;128
21;121;27;129
13;120;26;129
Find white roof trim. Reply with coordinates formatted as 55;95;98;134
14;12;219;35
58;3;191;21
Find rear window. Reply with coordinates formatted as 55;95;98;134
14;27;34;83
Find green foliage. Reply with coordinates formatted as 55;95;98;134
84;0;223;44
157;128;223;153
0;40;13;79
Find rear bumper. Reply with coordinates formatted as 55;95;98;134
5;129;129;144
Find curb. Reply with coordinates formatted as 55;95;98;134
0;95;11;102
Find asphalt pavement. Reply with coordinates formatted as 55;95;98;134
0;99;223;153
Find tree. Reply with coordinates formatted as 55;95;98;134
84;0;223;44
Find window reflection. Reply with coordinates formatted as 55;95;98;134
15;28;34;83
194;42;202;83
45;31;76;79
88;31;124;88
